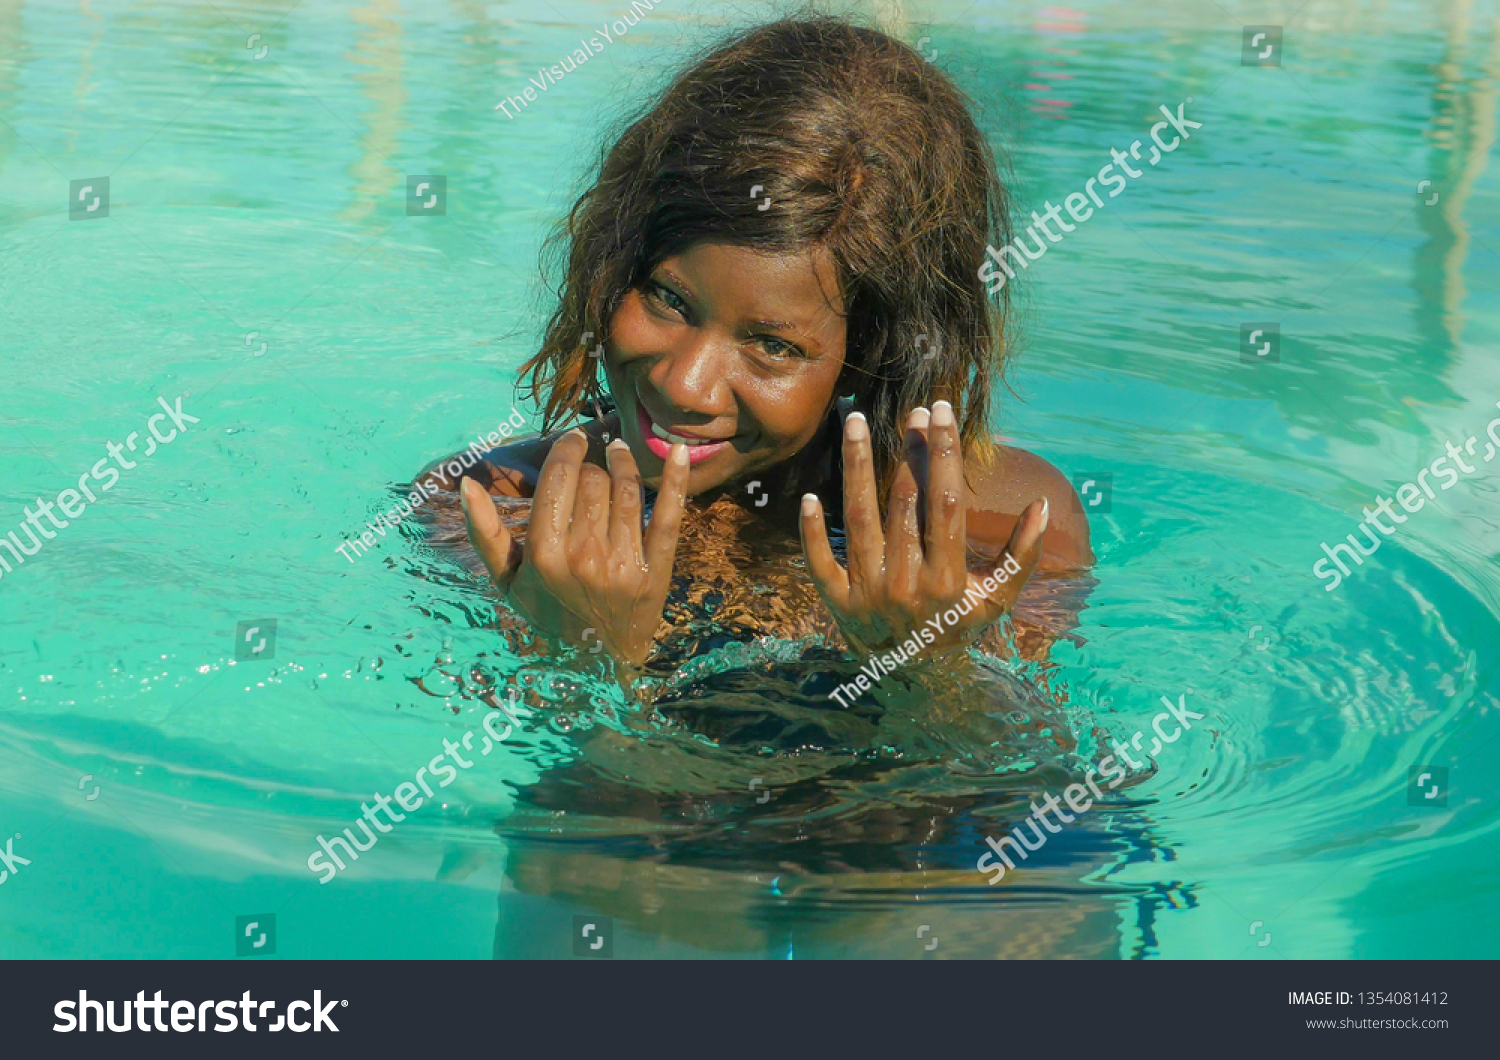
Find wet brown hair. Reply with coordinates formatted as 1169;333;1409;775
518;14;1014;495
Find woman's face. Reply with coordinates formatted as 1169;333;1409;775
603;241;848;494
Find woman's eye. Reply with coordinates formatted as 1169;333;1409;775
755;336;802;360
648;282;687;315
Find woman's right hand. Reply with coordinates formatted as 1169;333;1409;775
460;430;691;667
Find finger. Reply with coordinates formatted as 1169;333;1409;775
460;477;522;592
569;462;613;563
905;404;931;457
642;441;690;579
799;492;850;608
977;497;1050;614
904;405;931;542
529;429;588;569
841;411;885;593
884;455;922;606
924;399;967;582
604;438;645;564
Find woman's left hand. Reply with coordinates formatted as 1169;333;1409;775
799;399;1050;658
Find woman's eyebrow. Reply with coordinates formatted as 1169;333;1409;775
653;267;693;298
749;317;827;354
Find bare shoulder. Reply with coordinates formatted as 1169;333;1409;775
964;441;1095;570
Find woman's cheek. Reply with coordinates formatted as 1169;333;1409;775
758;371;841;449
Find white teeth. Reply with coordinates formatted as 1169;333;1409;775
648;419;707;446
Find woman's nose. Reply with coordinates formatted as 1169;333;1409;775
648;332;733;418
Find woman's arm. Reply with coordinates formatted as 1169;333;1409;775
964;442;1094;572
963;442;1096;662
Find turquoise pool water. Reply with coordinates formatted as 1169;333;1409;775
1;0;1497;959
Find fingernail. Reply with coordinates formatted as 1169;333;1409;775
845;411;869;441
607;437;629;450
671;442;689;466
1040;496;1050;532
931;400;954;427
459;477;472;511
801;493;818;517
908;407;931;430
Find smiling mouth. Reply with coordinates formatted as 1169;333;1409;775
635;401;732;465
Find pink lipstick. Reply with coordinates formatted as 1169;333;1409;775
636;402;731;465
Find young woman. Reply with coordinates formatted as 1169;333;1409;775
427;16;1094;681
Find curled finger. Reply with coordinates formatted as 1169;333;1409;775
461;477;522;593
